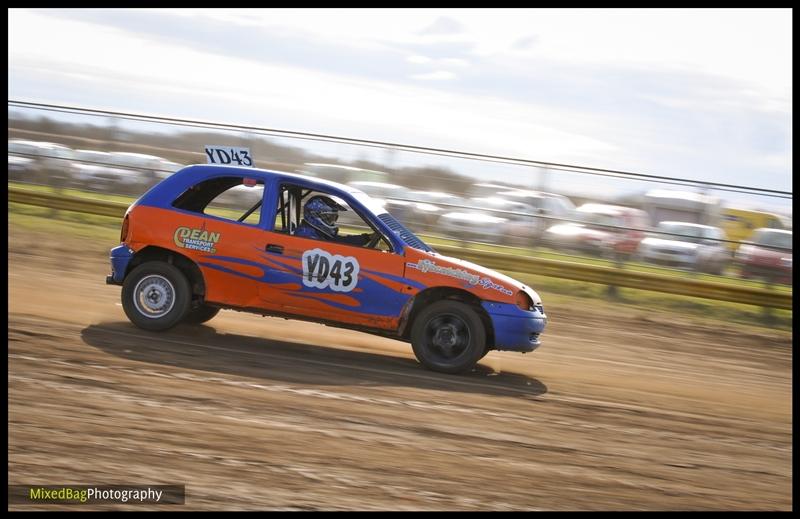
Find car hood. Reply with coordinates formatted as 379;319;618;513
441;212;507;224
417;250;542;305
546;223;608;239
8;155;33;165
640;237;699;251
742;244;792;261
753;245;792;259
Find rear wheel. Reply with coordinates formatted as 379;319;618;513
122;262;191;331
184;304;220;324
411;300;487;374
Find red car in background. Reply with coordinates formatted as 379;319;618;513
543;203;649;260
736;228;792;285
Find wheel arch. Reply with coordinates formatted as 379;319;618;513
400;286;494;349
126;246;207;301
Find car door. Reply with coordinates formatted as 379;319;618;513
258;183;412;330
168;175;270;309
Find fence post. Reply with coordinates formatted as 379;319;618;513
605;247;624;299
762;276;775;325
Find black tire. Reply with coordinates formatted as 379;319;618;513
410;300;487;374
184;305;220;324
122;262;191;331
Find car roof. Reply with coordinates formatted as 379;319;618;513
577;203;640;215
658;221;718;230
497;189;569;199
8;139;71;149
469;196;532;209
349;181;406;189
753;228;792;235
304;162;386;173
409;190;458;197
112;152;165;160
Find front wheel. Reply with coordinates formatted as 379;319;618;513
410;300;487;374
122;262;191;331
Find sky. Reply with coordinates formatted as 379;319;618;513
7;8;793;212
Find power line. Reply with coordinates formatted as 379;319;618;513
8;99;792;199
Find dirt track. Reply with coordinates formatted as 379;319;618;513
8;225;792;510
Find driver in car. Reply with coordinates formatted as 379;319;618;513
295;195;373;246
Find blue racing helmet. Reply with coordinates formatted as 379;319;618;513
303;195;347;239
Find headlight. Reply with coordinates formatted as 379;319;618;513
780;257;792;268
516;291;533;311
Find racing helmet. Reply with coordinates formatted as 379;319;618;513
303;195;347;239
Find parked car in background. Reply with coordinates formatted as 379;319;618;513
347;181;414;224
8;139;75;185
495;189;577;239
543;204;649;259
735;228;792;285
158;160;184;178
107;152;172;191
637;221;730;274
71;149;137;193
299;163;390;185
438;197;538;246
70;150;183;194
8;153;35;181
406;190;463;233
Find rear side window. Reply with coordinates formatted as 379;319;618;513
172;176;264;226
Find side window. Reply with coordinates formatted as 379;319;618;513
172;176;264;226
273;185;301;234
275;183;392;251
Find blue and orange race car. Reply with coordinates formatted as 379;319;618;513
107;165;547;374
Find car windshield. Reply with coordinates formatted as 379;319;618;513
350;182;409;199
409;191;460;204
550;196;577;215
349;190;388;215
753;230;792;250
348;189;432;250
582;213;620;228
470;197;530;213
657;222;705;243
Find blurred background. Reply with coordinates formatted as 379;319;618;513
8;8;792;329
8;8;793;511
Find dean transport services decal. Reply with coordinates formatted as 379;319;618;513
174;226;221;253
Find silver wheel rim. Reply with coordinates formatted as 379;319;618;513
133;274;176;319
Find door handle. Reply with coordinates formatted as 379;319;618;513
266;244;284;254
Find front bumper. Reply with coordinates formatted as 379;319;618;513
482;301;547;352
107;245;135;285
740;263;792;284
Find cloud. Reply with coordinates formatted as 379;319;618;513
418;16;464;35
512;35;538;50
406;55;470;69
411;71;456;81
406;55;432;64
8;8;792;199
